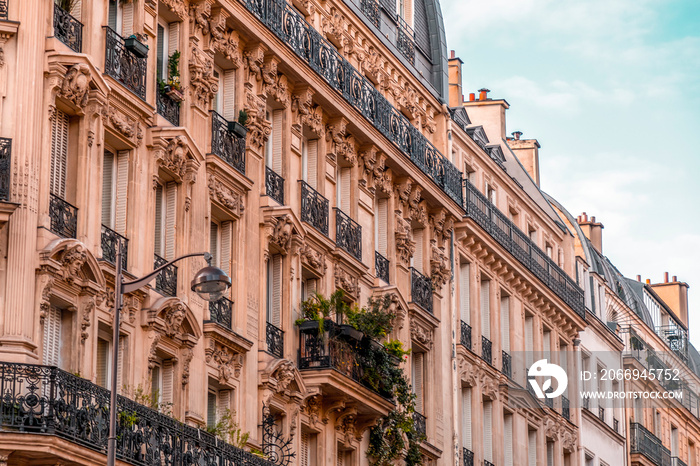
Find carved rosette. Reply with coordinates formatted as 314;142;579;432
189;47;219;110
394;212;415;266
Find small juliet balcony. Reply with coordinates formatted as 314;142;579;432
265;166;284;205
0;137;11;202
210;111;246;175
396;16;416;65
207;297;233;330
375;251;389;284
335;208;362;262
100;225;128;271
460;320;472;350
266;322;284;358
104;27;147;100
462;447;474;466
410;267;432;314
501;350;511;378
360;0;380;28
53;2;82;53
299;180;328;236
156;87;180;126
481;336;492;365
49;193;78;239
153;253;177;297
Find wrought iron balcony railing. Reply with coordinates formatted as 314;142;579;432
210;111;246;175
266;322;284;358
582;396;590;411
335;208;362;262
463;179;586;319
360;0;380;28
484;461;495;466
462;448;474;466
241;0;463;207
460;320;472;350
562;396;570;421
300;180;329;236
413;411;426;438
481;336;492;365
157;88;180;126
104;27;146;100
375;251;389;283
396;16;415;65
502;350;511;378
53;3;82;53
630;422;672;466
101;225;128;270
598;406;605;422
0;137;10;201
410;267;432;313
613;417;619;433
0;361;274;466
154;254;177;297
49;193;78;238
545;394;553;409
207;297;233;330
265;166;284;205
672;457;689;466
0;0;7;20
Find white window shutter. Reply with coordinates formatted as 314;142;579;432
459;262;470;323
504;414;513;466
168;22;179;56
413;229;423;272
525;316;534;370
115;151;129;234
117;335;127;393
50;110;69;198
272;110;283;173
122;1;133;37
70;0;82;21
218;389;231;421
220;221;232;276
528;430;537;466
164;182;177;260
501;296;510;352
223;70;236;120
96;338;109;388
151;365;161;402
270;255;282;326
300;431;310;466
462;388;471;450
102;152;115;227
154;184;164;256
162;360;174;408
483;401;493;462
412;352;424;413
43;307;61;367
210;222;219;267
377;199;388;256
339;168;350;213
307;140;318;189
480;279;490;339
207;391;217;427
547;441;554;466
157;25;166;80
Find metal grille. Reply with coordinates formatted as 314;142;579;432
154;254;178;297
49;193;78;239
265;166;285;205
0;138;10;201
413;411;426;438
210;111;246;175
335;208;362;262
630;422;672;466
501;350;511;378
410;267;432;313
300;181;329;236
396;16;415;65
562;396;570;421
0;0;7;20
375;251;389;283
101;225;128;271
53;3;83;53
104;27;147;99
360;0;380;28
266;322;284;358
157;89;180;126
481;336;492;365
462;448;474;466
460;320;471;350
207;297;233;330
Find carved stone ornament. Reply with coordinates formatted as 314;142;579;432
61;64;91;109
156;136;188;180
39;277;55;325
291;88;324;137
408;185;428;226
273;359;296;395
102;106;143;145
480;373;498;401
361;46;384;82
458;357;479;387
161;0;188;20
430;240;450;289
410;318;433;350
164;303;187;338
334;266;359;297
244;46;265;83
205;340;243;384
181;348;194;386
61;244;88;284
189;0;212;37
213;29;241;67
261;57;290;108
561;428;577;453
300;243;327;276
270;215;294;254
322;7;346;46
80;298;95;343
208;174;245;216
326;118;357;166
189;46;219;110
303;394;322;427
148;332;163;371
243;83;271;151
394;212;415;266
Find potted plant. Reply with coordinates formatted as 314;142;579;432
124;35;148;59
339;323;364;342
165;51;184;102
228;110;249;138
384;339;410;366
296;290;350;334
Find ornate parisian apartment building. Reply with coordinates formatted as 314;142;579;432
0;1;697;466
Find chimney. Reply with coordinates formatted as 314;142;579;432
447;51;464;107
478;88;490;100
577;212;604;253
507;130;541;186
636;275;641;282
650;275;690;328
463;89;509;141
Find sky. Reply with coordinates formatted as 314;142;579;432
441;0;700;345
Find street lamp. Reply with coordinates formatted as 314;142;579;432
106;244;231;466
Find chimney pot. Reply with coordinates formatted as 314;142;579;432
583;213;588;221
637;275;641;282
469;93;475;101
450;50;455;59
478;88;490;100
673;275;678;282
664;272;669;283
646;279;651;284
591;216;596;223
512;131;523;140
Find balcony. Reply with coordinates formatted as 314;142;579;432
598;406;605;423
0;0;6;20
481;336;492;365
0;361;273;466
630;422;672;466
410;267;432;314
396;16;415;65
613;417;619;433
300;181;329;236
53;3;82;53
104;27;147;100
335;208;362;262
154;254;177;297
672;457;689;466
413;411;426;438
0;137;10;201
463;180;585;320
562;396;570;421
241;0;463;207
101;225;128;270
502;350;511;378
460;321;472;350
207;297;233;330
210;111;246;175
462;448;474;466
156;87;180;126
375;251;389;283
49;193;78;239
360;0;380;28
265;166;284;205
266;322;284;358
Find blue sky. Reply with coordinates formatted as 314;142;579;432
441;0;700;344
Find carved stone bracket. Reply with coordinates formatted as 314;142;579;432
243;82;271;151
161;0;188;20
409;315;433;350
262;56;290;108
205;339;244;385
300;242;327;277
61;64;91;109
207;174;245;217
102;105;144;146
430;240;450;289
189;0;214;38
334;265;359;299
326;118;356;166
291;87;324;137
189;46;219;111
394;211;415;266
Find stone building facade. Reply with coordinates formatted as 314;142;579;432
0;1;696;466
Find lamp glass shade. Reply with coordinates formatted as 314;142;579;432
191;266;232;301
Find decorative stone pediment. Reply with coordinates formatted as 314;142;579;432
205;338;244;385
149;128;203;186
409;309;437;350
161;0;188;20
458;357;479;387
39;239;105;292
146;297;202;347
207;174;245;217
261;359;307;405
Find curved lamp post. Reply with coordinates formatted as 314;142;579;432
106;244;231;466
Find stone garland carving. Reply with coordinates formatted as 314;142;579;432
205;341;243;384
243;83;271;151
208;174;245;216
80;299;94;343
190;0;212;37
102;106;143;146
61;64;90;109
164;303;187;338
61;244;88;284
430;240;450;289
270;215;294;255
410;318;433;350
189;46;219;110
326;119;357;165
394;211;415;266
181;348;194;386
300;243;327;276
161;0;188;20
334;266;359;297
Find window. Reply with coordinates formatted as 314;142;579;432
207;385;232;428
545;243;553;259
528;227;537;243
50;109;70;199
508;208;519;227
486;183;495;204
528;429;537;466
266;109;283;173
501;294;510;354
483;401;493;463
336;166;351;213
43;306;64;367
504;413;513;466
154;182;177;260
157;22;180;82
671;425;679;457
412;351;425;414
210;220;233;276
267;254;282;328
336;444;352;466
459;261;470;324
301;274;317;302
300;429;317;466
689;440;695;466
461;387;472;451
102;150;128;233
480;278;490;340
96;337;110;388
542;329;551;361
634;398;643;425
546;441;554;466
108;0;132;36
654;410;661;438
375;198;388;257
151;359;174;412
